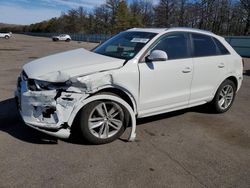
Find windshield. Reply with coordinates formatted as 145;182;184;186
94;31;157;60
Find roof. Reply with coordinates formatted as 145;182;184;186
127;28;167;33
127;27;214;36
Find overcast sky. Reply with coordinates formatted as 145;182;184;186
0;0;109;25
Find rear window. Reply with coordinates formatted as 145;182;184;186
192;33;217;57
213;38;230;55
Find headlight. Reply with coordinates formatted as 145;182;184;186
28;79;70;91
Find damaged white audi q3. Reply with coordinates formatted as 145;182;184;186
15;28;243;144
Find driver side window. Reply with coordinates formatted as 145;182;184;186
152;33;190;60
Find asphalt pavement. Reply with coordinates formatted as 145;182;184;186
0;34;249;188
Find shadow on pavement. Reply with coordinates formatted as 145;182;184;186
0;98;58;144
0;98;213;144
0;98;93;145
137;104;213;125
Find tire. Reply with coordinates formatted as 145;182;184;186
65;38;71;42
78;97;129;144
4;35;10;39
210;79;236;113
52;38;59;42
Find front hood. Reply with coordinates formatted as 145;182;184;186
23;48;125;82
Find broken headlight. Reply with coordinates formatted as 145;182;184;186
28;79;71;91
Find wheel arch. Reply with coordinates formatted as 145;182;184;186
68;94;137;141
210;75;239;103
93;87;137;112
210;76;238;113
67;86;137;126
226;76;238;90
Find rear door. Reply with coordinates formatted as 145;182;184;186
189;33;230;105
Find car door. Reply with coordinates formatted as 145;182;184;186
138;32;193;117
59;35;66;40
189;33;229;106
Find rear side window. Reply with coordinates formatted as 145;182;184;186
192;33;217;57
213;38;230;55
152;33;190;60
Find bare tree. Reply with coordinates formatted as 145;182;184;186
130;0;143;27
7;0;249;36
241;0;250;34
178;0;187;26
154;0;175;27
106;0;120;31
93;5;110;34
140;0;154;27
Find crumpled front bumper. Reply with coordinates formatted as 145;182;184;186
15;74;87;139
15;72;137;141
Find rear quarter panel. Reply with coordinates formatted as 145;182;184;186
220;37;243;91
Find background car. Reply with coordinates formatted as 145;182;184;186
52;34;71;42
0;32;11;39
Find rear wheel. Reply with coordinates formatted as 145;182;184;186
211;80;236;113
79;99;129;144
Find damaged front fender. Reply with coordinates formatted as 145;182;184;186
16;70;137;141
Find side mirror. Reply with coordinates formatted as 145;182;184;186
147;50;168;61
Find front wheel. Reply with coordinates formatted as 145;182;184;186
4;35;10;39
78;100;129;144
211;80;236;113
65;38;71;42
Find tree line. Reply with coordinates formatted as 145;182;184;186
1;0;250;35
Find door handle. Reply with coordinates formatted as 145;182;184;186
218;63;225;68
182;67;192;73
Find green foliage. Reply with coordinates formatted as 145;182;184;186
129;0;144;28
114;1;131;33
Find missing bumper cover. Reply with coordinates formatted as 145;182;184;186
42;106;56;118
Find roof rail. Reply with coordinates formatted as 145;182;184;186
167;27;214;34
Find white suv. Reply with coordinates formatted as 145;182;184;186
52;34;71;42
0;32;11;39
15;28;243;144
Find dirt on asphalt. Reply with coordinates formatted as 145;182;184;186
0;34;249;188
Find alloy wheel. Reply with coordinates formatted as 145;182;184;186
88;101;124;139
218;85;234;110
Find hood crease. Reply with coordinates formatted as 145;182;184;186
23;48;125;82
